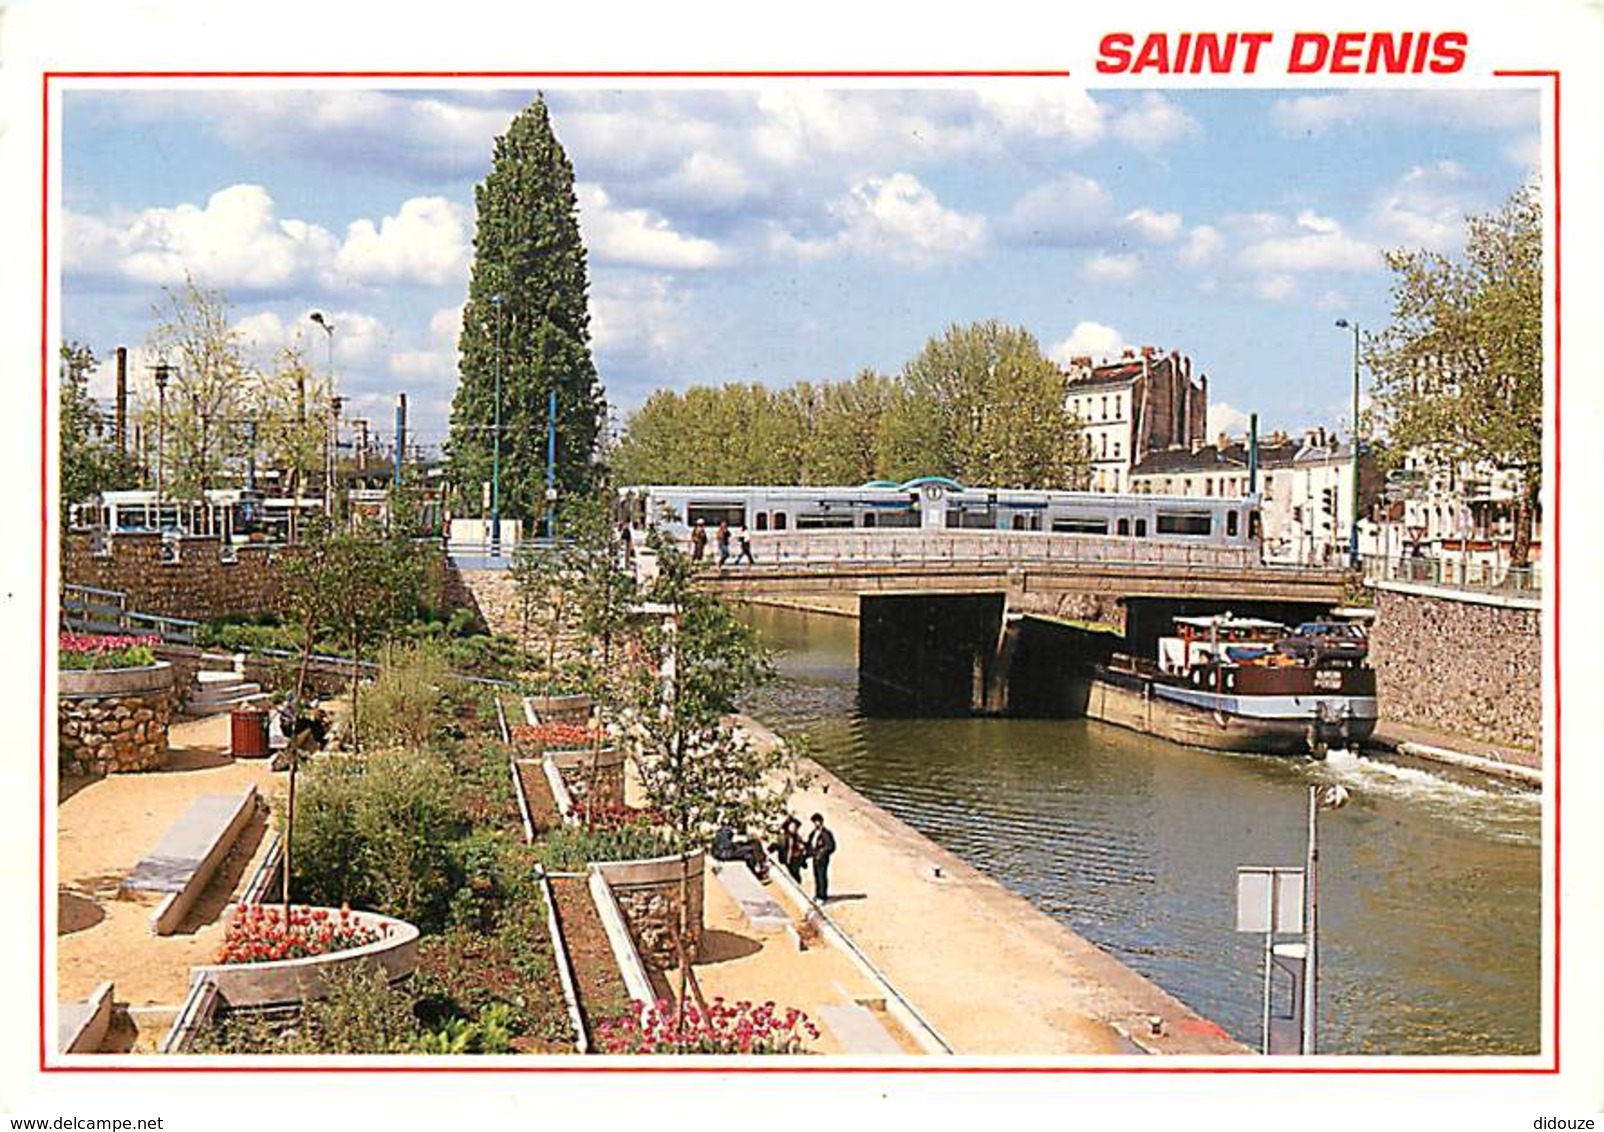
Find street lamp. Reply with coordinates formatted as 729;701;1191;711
309;312;337;519
152;362;172;508
1302;781;1351;1055
1334;318;1361;568
490;294;504;556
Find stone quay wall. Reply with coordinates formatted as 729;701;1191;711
59;664;175;775
1369;584;1541;753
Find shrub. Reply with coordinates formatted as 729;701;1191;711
535;820;668;872
195;966;420;1055
363;643;455;749
290;746;467;932
593;997;819;1055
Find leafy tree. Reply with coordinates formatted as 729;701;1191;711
1368;185;1543;565
248;343;333;531
894;320;1086;488
447;96;605;526
138;275;253;500
59;342;138;520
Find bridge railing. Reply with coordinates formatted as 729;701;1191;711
1360;553;1542;597
687;530;1275;572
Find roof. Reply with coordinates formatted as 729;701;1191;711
1066;351;1187;389
1131;440;1309;477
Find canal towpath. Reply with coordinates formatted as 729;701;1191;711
733;714;1251;1056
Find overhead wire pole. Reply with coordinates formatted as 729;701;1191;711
1335;318;1361;568
310;311;337;523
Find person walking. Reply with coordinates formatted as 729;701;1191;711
618;520;634;567
690;519;707;562
771;815;807;883
807;812;837;903
716;520;732;566
736;524;755;565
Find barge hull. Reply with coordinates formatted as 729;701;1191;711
1086;676;1376;756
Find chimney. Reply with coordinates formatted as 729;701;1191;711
1071;354;1092;367
1217;432;1230;452
1122;348;1136;359
114;346;128;455
1191;438;1205;455
1140;345;1155;358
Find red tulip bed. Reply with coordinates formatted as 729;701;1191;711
573;799;663;833
59;632;158;671
217;904;380;965
593;997;820;1055
510;722;602;750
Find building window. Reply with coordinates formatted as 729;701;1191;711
1205;479;1214;497
1114;394;1122;420
1101;396;1108;421
1113;439;1121;460
1100;433;1108;458
1183;479;1192;495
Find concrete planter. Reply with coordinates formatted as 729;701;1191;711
546;745;626;808
58;662;174;775
526;692;594;724
59;660;174;699
592;850;706;967
191;907;420;1009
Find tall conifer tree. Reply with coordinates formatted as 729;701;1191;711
447;95;604;523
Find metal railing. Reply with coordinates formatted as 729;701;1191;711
1361;553;1542;597
60;583;201;644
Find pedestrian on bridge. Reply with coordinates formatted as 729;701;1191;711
716;520;732;566
691;519;708;562
736;525;755;564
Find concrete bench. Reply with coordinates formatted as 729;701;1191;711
818;1003;903;1054
709;860;791;935
58;981;115;1054
121;787;260;935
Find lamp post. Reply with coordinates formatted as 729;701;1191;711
1334;318;1361;568
1302;782;1350;1055
310;312;337;520
152;362;171;508
490;294;504;556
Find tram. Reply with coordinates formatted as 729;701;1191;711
68;489;324;544
619;478;1262;552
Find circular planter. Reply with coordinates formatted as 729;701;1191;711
592;849;706;965
527;692;594;724
192;907;420;1009
58;661;175;775
546;746;626;808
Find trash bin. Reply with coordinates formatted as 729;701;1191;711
231;708;269;758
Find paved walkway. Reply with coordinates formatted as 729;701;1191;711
727;717;1248;1056
1370;719;1541;773
57;715;279;1008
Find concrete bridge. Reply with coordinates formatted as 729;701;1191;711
687;530;1349;627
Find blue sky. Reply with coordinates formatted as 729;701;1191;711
60;84;1540;456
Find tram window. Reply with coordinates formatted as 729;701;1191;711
797;513;854;529
1156;512;1213;536
874;509;920;528
1227;511;1239;537
687;503;746;528
1117;517;1130;536
862;513;876;528
1052;517;1109;535
772;512;787;531
1135;518;1147;537
756;513;768;531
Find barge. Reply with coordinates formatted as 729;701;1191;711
1086;614;1377;756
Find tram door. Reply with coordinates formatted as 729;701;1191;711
918;483;949;529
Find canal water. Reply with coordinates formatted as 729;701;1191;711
739;604;1543;1056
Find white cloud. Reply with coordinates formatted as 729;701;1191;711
664;152;755;207
389;305;464;382
1049;321;1126;365
589;275;694;363
1208;402;1252;438
336;197;471;287
1237;211;1377;274
1366;161;1480;251
1253;274;1299;302
65;184;338;292
1111;93;1201;152
1001;175;1114;245
1081;252;1141;283
1270;90;1537;136
1124;207;1183;243
576;183;727;270
777;173;986;267
976;86;1107;144
1178;224;1225;267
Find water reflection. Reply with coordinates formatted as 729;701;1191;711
739;603;1541;1055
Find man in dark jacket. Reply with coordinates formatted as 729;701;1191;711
807;812;837;902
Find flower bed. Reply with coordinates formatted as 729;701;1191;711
594;997;819;1055
573;800;663;833
217;904;381;965
511;722;602;750
59;632;158;671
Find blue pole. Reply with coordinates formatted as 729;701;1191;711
393;395;404;491
547;385;558;539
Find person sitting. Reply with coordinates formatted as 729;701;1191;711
710;824;770;881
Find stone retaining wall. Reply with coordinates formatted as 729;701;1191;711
62;533;457;623
547;747;626;808
1369;585;1541;753
58;663;174;775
